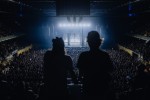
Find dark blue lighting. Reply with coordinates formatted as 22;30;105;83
128;4;132;11
128;13;132;17
128;13;136;17
19;13;23;17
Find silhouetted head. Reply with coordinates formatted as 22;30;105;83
87;31;102;50
52;37;65;55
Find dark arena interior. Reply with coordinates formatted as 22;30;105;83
0;0;150;100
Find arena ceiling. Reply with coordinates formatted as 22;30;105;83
0;0;150;17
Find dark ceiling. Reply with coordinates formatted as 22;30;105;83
0;0;150;17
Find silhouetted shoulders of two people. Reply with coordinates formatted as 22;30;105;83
77;31;113;98
42;31;113;99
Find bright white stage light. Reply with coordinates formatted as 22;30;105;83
87;23;91;27
58;24;62;27
62;24;67;27
78;24;82;27
58;23;91;27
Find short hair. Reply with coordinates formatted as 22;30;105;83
87;31;102;48
87;31;101;42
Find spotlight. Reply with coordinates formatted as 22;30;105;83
87;23;91;27
62;24;66;27
58;23;91;27
82;24;87;27
79;24;82;27
58;24;62;27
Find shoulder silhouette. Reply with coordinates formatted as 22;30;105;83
77;31;113;100
40;37;77;100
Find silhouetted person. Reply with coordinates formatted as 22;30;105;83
40;37;77;100
134;63;148;89
132;63;150;100
77;31;113;100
